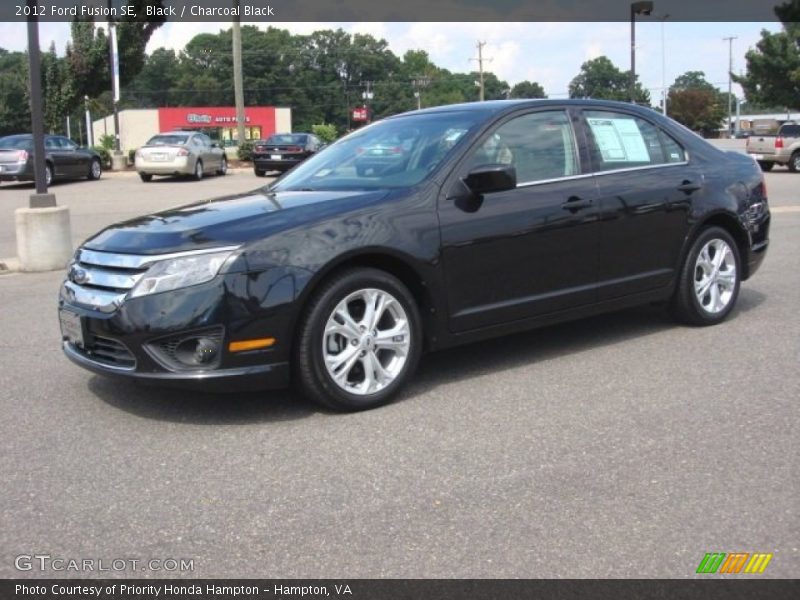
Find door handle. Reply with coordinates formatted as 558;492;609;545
677;180;702;193
562;196;593;211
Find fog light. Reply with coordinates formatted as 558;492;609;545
175;337;219;366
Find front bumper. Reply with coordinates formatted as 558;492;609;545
58;264;308;391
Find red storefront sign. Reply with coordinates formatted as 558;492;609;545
352;106;369;122
157;106;277;134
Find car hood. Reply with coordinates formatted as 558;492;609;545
83;187;391;255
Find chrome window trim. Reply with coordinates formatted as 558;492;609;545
515;160;690;189
77;245;240;270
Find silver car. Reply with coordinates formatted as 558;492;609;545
134;132;227;182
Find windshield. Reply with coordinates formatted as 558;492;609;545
272;111;484;191
0;136;33;150
146;134;190;146
266;134;307;145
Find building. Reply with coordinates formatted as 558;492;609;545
93;106;292;156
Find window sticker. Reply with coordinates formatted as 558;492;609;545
587;117;651;163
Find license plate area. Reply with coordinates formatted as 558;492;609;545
270;154;282;160
151;153;168;162
59;308;85;347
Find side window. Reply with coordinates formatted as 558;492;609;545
45;137;59;150
59;137;77;150
468;111;579;183
584;110;686;170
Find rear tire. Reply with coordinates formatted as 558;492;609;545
757;160;773;172
672;226;741;326
87;158;102;180
193;160;204;180
139;172;152;182
788;151;800;173
294;268;422;411
254;168;265;177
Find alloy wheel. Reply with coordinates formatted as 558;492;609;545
322;288;411;395
693;238;737;314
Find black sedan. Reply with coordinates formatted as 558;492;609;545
58;100;770;411
252;133;323;176
0;134;103;186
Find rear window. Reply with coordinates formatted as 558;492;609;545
146;134;189;146
778;124;800;137
0;136;33;150
266;134;307;145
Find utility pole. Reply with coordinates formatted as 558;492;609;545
362;81;374;123
412;76;430;110
723;36;737;138
470;41;491;101
232;0;246;146
659;13;669;115
107;0;124;169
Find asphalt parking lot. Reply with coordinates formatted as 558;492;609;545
1;159;798;578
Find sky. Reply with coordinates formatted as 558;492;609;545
0;21;782;102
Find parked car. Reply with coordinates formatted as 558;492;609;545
746;122;800;172
135;132;227;182
0;134;102;186
354;133;415;176
253;133;322;176
59;100;770;411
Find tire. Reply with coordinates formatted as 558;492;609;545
254;168;265;177
138;172;152;182
757;160;774;172
788;151;800;173
87;158;102;180
672;226;741;326
216;156;228;176
294;268;423;411
45;163;53;187
193;160;204;180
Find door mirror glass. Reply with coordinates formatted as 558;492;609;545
463;164;517;195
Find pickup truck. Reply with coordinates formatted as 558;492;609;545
746;122;800;172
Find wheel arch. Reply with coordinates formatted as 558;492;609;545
292;249;439;353
685;210;752;280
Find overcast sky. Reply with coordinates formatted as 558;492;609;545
0;21;781;101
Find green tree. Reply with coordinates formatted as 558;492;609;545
667;71;726;135
509;80;547;99
568;56;650;104
734;13;800;109
0;49;31;136
311;123;337;143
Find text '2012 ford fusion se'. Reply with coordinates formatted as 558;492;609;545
59;100;770;411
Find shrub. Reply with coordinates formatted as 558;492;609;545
98;134;115;151
312;123;338;144
237;140;254;162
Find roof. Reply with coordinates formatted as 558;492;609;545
393;98;661;118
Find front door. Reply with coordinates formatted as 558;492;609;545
438;109;601;332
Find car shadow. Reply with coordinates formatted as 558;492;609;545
89;288;766;423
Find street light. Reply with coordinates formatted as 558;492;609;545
630;1;654;103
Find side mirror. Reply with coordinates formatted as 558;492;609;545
463;164;517;195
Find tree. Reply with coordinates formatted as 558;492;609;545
667;71;726;135
0;49;31;136
568;56;650;104
734;0;800;109
509;80;547;99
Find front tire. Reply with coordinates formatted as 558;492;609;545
216;156;228;176
672;226;741;326
295;268;422;411
44;163;53;186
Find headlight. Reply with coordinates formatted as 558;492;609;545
128;249;236;298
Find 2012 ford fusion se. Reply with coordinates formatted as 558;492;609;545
59;100;770;411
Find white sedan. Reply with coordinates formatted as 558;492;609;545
135;131;228;182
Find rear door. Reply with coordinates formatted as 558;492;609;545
578;109;699;299
57;136;86;176
438;108;601;332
